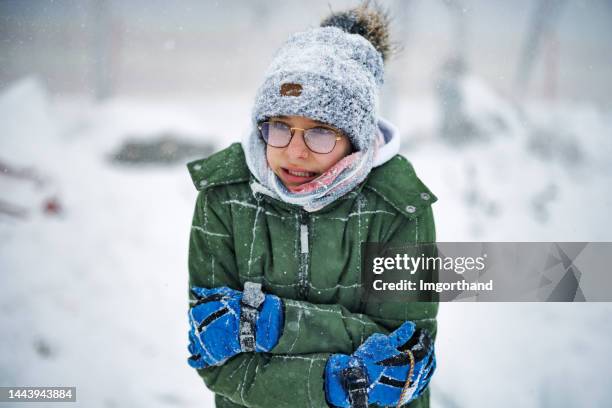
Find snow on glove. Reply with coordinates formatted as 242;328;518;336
187;283;284;368
324;321;436;408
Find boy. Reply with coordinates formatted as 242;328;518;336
186;4;438;407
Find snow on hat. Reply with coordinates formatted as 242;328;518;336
251;4;391;151
243;4;394;212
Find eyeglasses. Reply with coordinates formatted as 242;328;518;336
258;120;343;154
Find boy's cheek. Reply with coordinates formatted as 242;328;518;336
265;147;277;172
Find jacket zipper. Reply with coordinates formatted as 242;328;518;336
297;210;310;299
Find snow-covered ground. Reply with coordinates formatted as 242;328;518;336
1;77;612;407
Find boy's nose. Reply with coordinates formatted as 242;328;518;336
286;130;309;159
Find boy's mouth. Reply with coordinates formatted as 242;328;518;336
280;167;319;183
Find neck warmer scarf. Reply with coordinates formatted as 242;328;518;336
242;123;387;213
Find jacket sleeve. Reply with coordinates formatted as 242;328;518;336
189;189;334;407
196;352;332;408
269;206;438;356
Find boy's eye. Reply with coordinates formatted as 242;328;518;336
304;127;338;153
268;122;291;139
270;122;290;131
307;127;336;137
261;121;292;147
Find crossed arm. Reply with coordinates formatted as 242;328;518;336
188;190;437;407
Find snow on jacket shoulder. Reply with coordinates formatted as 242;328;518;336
186;143;438;408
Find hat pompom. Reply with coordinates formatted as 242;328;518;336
320;1;392;62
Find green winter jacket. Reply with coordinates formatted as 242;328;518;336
187;142;438;408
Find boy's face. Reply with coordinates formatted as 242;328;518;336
265;115;353;188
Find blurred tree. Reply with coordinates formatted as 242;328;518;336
90;0;117;100
515;0;567;99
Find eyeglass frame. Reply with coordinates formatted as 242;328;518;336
257;119;345;154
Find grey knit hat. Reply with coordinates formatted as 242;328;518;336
243;5;392;211
251;25;384;151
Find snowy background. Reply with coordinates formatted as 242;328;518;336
1;1;612;407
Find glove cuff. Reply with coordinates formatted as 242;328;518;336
239;282;266;351
239;281;284;352
342;365;369;408
324;354;367;408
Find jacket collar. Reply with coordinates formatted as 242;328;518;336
187;143;250;191
364;155;437;219
187;129;437;219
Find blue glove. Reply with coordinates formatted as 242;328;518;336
187;283;284;368
325;321;436;408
